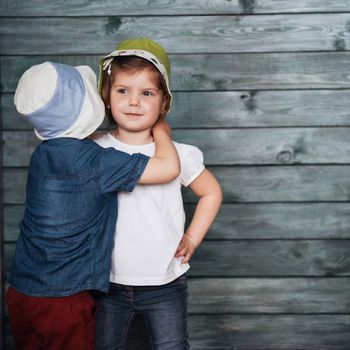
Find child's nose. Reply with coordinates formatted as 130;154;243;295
129;96;140;107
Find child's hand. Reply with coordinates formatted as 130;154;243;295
175;233;197;264
152;118;172;137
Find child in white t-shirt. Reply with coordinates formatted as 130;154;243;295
93;38;222;349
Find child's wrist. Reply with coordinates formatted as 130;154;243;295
185;232;200;248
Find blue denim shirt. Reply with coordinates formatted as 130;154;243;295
8;138;149;297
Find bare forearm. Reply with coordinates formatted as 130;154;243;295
139;128;180;184
186;191;222;248
154;128;180;172
175;169;222;263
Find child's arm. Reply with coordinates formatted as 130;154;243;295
175;169;222;263
138;119;180;184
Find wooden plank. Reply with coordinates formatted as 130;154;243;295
2;14;350;55
3;206;24;242
14;272;348;322
184;165;350;203
1;94;30;130
5;244;15;278
6;202;350;242
4;169;28;205
175;128;350;165
3;132;39;167
0;123;4;349
4;166;350;204
3;52;350;93
186;202;350;239
4;128;350;166
4;90;350;130
6;240;350;277
4;317;14;350
2;0;350;16
188;314;350;349
4;273;350;345
171;52;350;90
188;277;350;314
4;314;350;350
189;240;350;277
170;90;350;128
1;56;101;93
11;275;333;314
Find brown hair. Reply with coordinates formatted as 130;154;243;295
100;56;169;124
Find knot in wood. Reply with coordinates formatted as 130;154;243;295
277;150;294;164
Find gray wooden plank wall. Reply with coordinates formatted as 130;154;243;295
1;1;350;349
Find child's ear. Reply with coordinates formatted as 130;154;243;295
160;95;169;117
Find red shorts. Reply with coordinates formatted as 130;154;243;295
6;286;97;350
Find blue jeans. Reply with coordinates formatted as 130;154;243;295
94;275;190;350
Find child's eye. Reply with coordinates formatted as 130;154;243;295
117;88;127;94
143;91;153;96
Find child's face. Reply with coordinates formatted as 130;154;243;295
109;67;167;133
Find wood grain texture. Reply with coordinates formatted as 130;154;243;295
3;3;350;350
186;202;350;239
4;90;350;130
5;240;350;277
3;206;24;242
3;52;350;93
3;276;350;314
188;240;350;277
2;14;350;54
170;90;350;128
188;278;350;313
1;0;350;16
4;166;350;204
175;128;350;165
5;314;350;350
3;128;350;166
6;202;350;242
187;314;350;349
184;165;350;203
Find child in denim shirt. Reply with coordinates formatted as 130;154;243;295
7;61;180;350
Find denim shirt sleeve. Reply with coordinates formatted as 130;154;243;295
99;148;149;194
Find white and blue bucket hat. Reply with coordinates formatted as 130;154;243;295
14;62;105;140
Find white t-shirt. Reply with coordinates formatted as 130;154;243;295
94;133;205;285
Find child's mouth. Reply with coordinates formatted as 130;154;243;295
125;113;143;117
